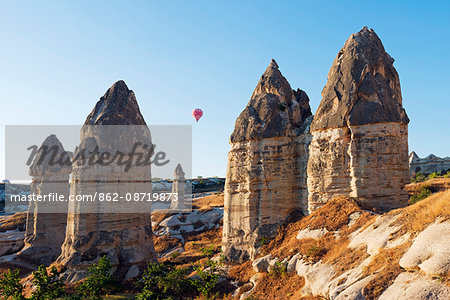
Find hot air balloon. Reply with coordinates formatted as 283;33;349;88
192;108;203;122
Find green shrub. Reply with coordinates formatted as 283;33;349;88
444;171;450;178
191;254;224;299
269;261;286;277
409;188;432;205
305;245;326;261
200;245;215;258
78;256;114;299
170;250;181;260
0;269;24;300
259;237;267;246
411;172;426;183
136;262;193;300
30;265;64;300
428;172;440;179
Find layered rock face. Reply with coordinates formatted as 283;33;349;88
57;81;156;282
409;152;450;175
307;27;410;213
170;164;186;210
18;134;71;265
222;59;312;262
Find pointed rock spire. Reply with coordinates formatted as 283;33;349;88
84;80;146;125
29;134;72;177
311;27;409;131
230;59;311;143
251;59;294;104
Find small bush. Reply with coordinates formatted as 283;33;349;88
200;245;215;258
78;256;114;299
411;172;426;183
192;258;223;299
428;172;441;179
444;171;450;178
30;265;65;300
0;269;24;300
269;261;286;277
259;237;267;246
305;245;326;261
409;188;432;205
136;262;193;300
170;250;181;260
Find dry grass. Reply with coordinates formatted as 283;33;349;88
161;227;223;268
260;196;369;262
227;261;255;284
405;177;450;195
192;193;224;210
153;235;182;255
251;273;306;299
391;189;450;234
361;243;410;299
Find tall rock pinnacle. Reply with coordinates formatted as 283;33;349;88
18;134;71;265
57;81;156;281
251;59;294;104
84;80;146;125
231;59;311;143
223;60;313;262
307;27;410;212
312;26;409;131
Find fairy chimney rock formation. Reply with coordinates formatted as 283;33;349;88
19;134;71;265
170;164;186;210
307;27;410;213
223;59;313;262
57;80;156;282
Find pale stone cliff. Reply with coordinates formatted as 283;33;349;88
18;134;71;265
409;152;450;175
307;27;410;213
57;81;156;282
222;59;313;262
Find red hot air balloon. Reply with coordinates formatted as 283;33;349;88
192;108;203;122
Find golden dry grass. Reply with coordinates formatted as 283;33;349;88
361;243;410;299
192;192;224;210
260;196;372;263
251;273;306;299
391;189;450;234
405;177;450;195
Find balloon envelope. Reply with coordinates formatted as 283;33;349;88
192;108;203;122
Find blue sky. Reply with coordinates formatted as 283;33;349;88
1;0;449;178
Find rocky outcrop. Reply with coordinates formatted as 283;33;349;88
307;27;410;213
18;134;71;265
222;59;312;262
409;151;450;175
169;164;187;210
56;81;156;282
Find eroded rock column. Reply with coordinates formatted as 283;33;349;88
18;134;71;265
222;59;312;262
56;81;156;282
307;27;410;213
170;164;186;210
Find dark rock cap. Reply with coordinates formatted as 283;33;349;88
311;27;409;131
29;134;72;177
84;80;147;125
230;59;312;143
251;59;294;104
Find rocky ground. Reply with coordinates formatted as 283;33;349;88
0;179;448;299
